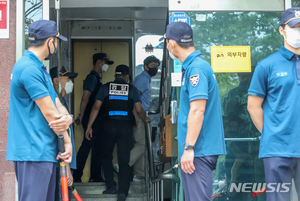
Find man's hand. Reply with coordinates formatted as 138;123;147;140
66;165;74;186
144;117;151;123
85;126;93;140
49;114;72;132
75;114;83;125
180;149;195;174
56;140;72;164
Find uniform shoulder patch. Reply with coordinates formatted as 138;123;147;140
189;74;199;87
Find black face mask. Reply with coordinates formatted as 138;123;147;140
147;67;158;76
45;39;57;60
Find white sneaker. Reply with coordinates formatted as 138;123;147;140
113;163;119;173
133;176;145;182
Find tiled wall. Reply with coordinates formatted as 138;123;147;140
0;0;16;200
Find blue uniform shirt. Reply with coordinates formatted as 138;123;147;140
177;50;226;158
7;50;58;162
133;71;151;111
248;45;300;158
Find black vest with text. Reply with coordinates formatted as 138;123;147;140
102;79;135;126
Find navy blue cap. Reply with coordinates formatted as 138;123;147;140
281;7;300;27
28;20;67;41
159;22;193;42
115;65;130;75
93;53;114;65
50;66;78;80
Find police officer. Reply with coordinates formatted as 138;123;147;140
161;21;226;201
73;53;114;182
86;65;151;201
50;66;78;200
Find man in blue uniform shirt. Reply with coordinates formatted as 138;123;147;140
160;22;226;201
86;65;151;201
50;66;78;200
6;20;73;201
248;7;300;201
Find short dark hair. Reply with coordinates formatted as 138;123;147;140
28;33;54;48
176;41;194;48
143;56;160;66
115;74;128;79
93;58;104;65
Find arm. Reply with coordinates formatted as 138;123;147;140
132;108;139;127
35;96;72;163
75;90;91;125
247;95;264;133
181;99;207;174
134;102;151;123
48;98;73;132
85;100;102;140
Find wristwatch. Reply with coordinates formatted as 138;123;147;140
183;142;195;150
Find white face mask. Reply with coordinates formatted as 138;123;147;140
284;28;300;48
59;80;74;94
102;64;109;72
167;41;177;60
65;80;74;94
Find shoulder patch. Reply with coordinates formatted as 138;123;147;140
189;74;199;87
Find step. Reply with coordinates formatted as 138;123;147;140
71;193;147;201
73;182;146;195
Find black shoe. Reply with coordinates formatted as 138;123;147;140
103;186;117;194
117;193;127;201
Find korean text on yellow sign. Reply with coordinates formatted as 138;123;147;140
211;46;251;72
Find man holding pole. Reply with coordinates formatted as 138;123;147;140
6;20;73;201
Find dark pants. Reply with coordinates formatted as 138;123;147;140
102;119;133;196
263;157;300;201
55;167;73;201
73;118;103;181
14;161;56;201
180;156;219;201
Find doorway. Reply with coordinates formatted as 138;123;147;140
73;40;131;182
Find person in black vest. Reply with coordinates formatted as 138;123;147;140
73;53;114;182
86;65;151;201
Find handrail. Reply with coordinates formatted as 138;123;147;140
144;113;180;201
145;119;156;178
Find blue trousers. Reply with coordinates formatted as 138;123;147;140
14;161;56;201
180;155;218;201
264;157;300;201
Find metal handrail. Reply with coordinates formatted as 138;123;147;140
145;116;180;201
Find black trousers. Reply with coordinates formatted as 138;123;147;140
73;118;103;181
102;119;133;196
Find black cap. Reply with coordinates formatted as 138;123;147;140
115;65;130;75
159;22;193;42
28;20;67;41
281;7;300;27
50;66;78;80
93;53;114;65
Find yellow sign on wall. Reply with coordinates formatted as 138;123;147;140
211;46;251;72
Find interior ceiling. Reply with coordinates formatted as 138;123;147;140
50;1;168;36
